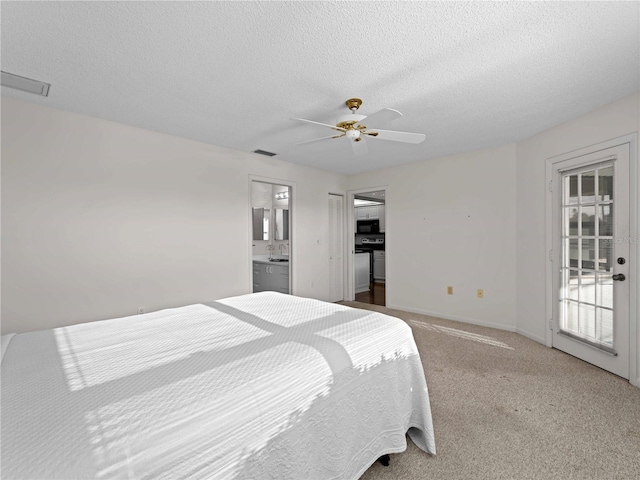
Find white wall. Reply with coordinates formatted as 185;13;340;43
1;97;346;334
516;93;640;385
347;94;639;385
4;94;638;384
349;143;518;331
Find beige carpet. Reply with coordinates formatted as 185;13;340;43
340;302;640;480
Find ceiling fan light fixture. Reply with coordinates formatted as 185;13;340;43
293;97;425;153
345;130;360;141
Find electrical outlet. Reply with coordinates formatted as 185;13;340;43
477;289;484;299
137;306;145;314
447;286;453;295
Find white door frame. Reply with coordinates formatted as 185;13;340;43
346;185;387;301
545;133;638;385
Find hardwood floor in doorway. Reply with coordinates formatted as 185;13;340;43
355;282;385;306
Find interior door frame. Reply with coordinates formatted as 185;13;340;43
249;175;296;295
545;133;638;385
346;185;388;301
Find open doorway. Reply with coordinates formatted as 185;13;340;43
354;190;385;306
251;180;291;295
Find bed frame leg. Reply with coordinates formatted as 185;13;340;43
378;454;390;466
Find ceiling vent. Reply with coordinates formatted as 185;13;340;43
1;71;50;96
253;149;277;157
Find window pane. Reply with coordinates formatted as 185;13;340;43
597;308;613;347
598;166;613;202
598;239;613;272
581;205;596;236
568;238;579;268
565;207;579;235
598;203;613;236
581;239;595;269
568;270;579;301
597;273;613;309
564;300;579;332
566;175;579;205
579;303;596;338
581;171;595;203
580;272;596;305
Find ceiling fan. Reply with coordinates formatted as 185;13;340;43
292;98;426;156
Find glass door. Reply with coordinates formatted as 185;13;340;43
552;144;630;378
560;163;615;350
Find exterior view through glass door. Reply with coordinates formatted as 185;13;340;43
551;144;631;379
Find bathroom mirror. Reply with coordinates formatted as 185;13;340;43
274;208;289;241
252;207;270;241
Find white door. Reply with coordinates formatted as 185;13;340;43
328;194;344;302
551;144;631;378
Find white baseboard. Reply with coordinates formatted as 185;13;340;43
385;303;516;333
515;328;547;345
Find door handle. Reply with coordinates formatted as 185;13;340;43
612;273;626;281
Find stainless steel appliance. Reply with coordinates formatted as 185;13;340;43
359;238;385;284
361;238;383;246
357;219;380;234
373;250;386;282
354;252;371;293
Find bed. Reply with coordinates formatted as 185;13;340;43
1;292;435;479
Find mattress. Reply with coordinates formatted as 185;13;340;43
1;292;435;479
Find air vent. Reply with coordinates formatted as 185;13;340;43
253;149;277;157
1;71;50;96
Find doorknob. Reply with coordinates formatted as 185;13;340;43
612;273;626;281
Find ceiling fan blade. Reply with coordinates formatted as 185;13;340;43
366;128;426;144
295;133;345;146
355;108;402;129
351;138;368;156
292;118;346;132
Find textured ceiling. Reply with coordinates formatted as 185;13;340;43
1;1;639;175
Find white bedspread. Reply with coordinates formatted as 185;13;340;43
1;292;435;479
